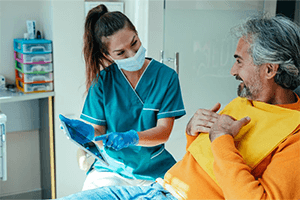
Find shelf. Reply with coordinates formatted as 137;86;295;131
0;89;54;103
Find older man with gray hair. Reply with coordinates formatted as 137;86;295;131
59;15;300;200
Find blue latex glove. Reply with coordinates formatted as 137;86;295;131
94;130;139;151
59;114;95;145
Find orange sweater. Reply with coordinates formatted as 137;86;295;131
163;96;300;199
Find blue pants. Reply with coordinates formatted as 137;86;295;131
58;182;177;200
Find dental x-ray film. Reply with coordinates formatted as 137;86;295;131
60;119;109;166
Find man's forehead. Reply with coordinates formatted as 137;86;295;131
234;37;250;58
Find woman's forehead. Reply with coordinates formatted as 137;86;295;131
106;28;137;51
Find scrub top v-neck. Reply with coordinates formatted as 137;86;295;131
80;58;186;181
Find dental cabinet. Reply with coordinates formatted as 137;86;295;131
0;86;55;200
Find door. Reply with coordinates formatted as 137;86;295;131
163;0;269;160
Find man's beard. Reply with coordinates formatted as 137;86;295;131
237;82;253;98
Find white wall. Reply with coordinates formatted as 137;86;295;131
0;1;50;197
148;0;164;61
51;0;87;198
0;130;41;197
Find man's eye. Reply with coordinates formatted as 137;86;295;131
236;59;241;64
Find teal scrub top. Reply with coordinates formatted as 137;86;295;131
80;58;186;181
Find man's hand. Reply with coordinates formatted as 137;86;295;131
209;115;251;142
186;103;221;136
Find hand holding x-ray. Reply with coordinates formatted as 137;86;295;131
95;130;139;151
59;114;109;166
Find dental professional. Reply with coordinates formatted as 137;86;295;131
59;4;185;190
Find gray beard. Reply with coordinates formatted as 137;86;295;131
238;84;252;98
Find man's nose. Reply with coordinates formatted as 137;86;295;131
230;63;237;76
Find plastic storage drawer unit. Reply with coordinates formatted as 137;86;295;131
16;79;53;93
14;51;52;64
15;61;53;74
14;38;52;54
15;69;53;83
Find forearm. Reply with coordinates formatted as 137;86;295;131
212;134;299;199
93;125;106;148
212;135;263;199
137;117;174;146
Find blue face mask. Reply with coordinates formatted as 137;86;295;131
112;45;146;72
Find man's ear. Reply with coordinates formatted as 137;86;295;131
265;63;279;79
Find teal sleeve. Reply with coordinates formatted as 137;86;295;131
157;72;186;119
80;80;106;126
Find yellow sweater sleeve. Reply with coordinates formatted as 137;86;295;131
211;133;300;199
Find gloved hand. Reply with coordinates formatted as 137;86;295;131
59;114;95;144
94;130;139;151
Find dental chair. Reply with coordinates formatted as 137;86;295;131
295;86;300;97
77;148;95;172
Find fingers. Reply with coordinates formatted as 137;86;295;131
210;102;221;113
187;107;221;136
59;114;72;124
94;135;107;141
239;116;251;125
210;115;251;139
233;116;251;134
196;109;219;119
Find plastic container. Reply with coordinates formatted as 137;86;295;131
15;61;53;74
14;38;52;54
14;51;52;64
16;69;53;83
16;79;53;93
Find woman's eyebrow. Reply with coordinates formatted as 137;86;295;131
130;35;136;44
113;35;136;52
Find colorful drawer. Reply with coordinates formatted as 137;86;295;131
16;79;53;94
15;61;53;74
15;69;53;84
14;51;52;64
14;38;52;54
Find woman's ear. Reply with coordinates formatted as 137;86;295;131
102;53;114;67
103;52;112;61
265;63;279;79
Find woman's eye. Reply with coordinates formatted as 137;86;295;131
131;40;137;46
117;51;125;56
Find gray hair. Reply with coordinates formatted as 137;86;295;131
232;15;300;90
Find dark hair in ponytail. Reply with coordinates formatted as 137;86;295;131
83;4;137;91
